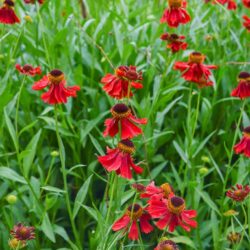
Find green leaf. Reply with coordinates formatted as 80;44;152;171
23;130;42;177
73;175;93;219
171;236;197;249
4;108;18;151
0;167;26;184
173;140;189;165
195;188;220;215
41;213;56;243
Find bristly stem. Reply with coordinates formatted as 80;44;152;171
54;105;81;249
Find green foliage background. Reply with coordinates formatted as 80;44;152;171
0;0;250;249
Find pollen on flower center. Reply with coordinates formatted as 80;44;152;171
167;196;185;214
126;204;143;220
118;139;135;154
111;103;131;118
238;72;250;82
48;69;65;84
189;52;205;64
158;240;179;250
168;0;182;8
160;183;173;198
243;126;250;138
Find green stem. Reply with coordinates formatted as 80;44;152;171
223;100;246;194
15;76;26;139
105;172;117;224
54;106;81;249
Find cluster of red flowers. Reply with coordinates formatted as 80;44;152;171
0;0;44;25
9;223;35;249
112;182;197;247
205;0;237;10
98;65;147;179
15;64;80;105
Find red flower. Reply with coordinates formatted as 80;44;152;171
98;139;143;179
132;183;146;193
112;204;153;240
154;240;179;250
160;33;188;53
243;15;250;32
243;0;250;8
226;184;250;202
10;223;35;241
160;0;191;28
227;0;237;10
24;0;44;4
234;127;250;157
101;66;143;99
174;52;217;87
140;181;174;200
231;72;250;99
147;193;197;232
32;69;80;104
103;103;147;139
0;0;20;24
15;64;42;76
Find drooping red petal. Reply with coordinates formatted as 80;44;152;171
128;221;139;240
32;75;49;90
112;215;130;231
139;213;154;233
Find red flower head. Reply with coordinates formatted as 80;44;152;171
32;69;80;105
132;183;146;193
160;0;191;28
154;240;179;250
147;193;197;232
24;0;44;4
243;0;250;8
234;126;250;157
226;184;250;202
98;139;143;179
15;64;42;77
160;33;188;53
10;223;35;241
174;52;217;87
0;0;20;24
112;204;153;240
231;72;250;99
103;103;147;139
243;15;250;32
227;0;237;10
101;66;143;99
140;181;174;200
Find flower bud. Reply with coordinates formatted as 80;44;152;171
6;194;17;204
50;151;59;157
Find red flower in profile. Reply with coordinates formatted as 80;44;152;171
154;240;179;250
147;193;197;232
226;184;250;202
15;64;42;77
0;0;20;24
234;126;250;157
160;0;191;28
243;0;250;8
160;33;188;53
243;15;250;32
112;204;153;240
98;139;143;179
103;103;147;139
231;72;250;99
32;69;80;104
174;52;217;87
140;182;174;200
24;0;44;4
101;66;143;99
10;223;35;241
